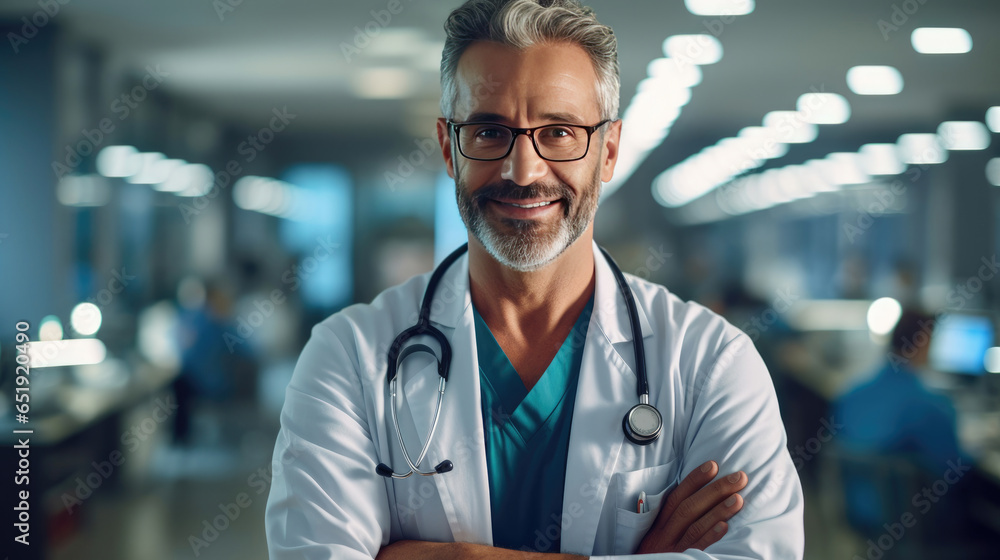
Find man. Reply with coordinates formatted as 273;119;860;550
834;309;967;538
266;1;803;558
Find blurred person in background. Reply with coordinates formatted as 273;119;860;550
173;279;239;445
833;309;970;546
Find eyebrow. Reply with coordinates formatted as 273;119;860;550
460;111;587;125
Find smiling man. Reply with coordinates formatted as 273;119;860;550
265;1;804;559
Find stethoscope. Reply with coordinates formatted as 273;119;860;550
375;243;662;479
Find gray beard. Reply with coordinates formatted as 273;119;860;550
455;166;601;272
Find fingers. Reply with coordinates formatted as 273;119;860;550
676;492;744;551
659;469;748;546
688;521;729;551
657;460;719;523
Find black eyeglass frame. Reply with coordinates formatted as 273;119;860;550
447;119;611;162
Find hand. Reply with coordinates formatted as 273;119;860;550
636;460;748;554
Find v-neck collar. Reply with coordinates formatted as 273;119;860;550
473;296;594;444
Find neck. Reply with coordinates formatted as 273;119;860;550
468;231;596;335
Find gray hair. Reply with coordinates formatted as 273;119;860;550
440;0;619;121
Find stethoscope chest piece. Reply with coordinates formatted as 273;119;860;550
623;400;662;445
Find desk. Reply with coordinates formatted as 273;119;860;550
1;358;176;559
775;336;1000;538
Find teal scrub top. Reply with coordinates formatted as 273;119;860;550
473;295;593;553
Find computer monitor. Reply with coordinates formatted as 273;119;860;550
929;313;995;375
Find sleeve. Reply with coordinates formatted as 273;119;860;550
592;333;805;560
265;323;390;560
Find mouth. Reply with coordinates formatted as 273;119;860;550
487;197;564;219
496;199;560;209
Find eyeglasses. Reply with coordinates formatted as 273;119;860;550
448;119;610;162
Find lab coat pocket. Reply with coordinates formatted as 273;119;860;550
612;460;679;554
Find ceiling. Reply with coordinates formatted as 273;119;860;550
3;0;999;183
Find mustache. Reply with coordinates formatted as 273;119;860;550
471;180;575;204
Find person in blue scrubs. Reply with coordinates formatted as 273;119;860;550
834;309;970;542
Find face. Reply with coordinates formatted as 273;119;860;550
437;41;621;272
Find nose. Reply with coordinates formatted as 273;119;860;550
500;133;548;186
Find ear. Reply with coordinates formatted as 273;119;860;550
599;119;622;183
437;118;456;179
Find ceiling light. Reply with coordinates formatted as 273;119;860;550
911;27;973;54
70;302;102;336
937;121;991;150
96;145;140;178
174;164;215;197
985;347;1000;374
684;0;754;16
987;107;1000;133
636;78;693;107
825;152;870;185
352;67;418;99
987;158;1000;187
147;159;187;189
125;152;166;184
39;315;63;341
646;58;703;87
662;34;723;65
738;126;787;159
796;92;851;124
867;297;902;335
364;28;428;58
57;175;111;207
28;339;107;368
859;143;905;175
846;65;904;95
897;133;947;164
762;111;818;143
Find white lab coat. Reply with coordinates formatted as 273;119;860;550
266;241;804;559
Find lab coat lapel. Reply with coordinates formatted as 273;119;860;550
560;242;653;555
411;251;493;545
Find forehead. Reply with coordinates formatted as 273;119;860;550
453;41;600;122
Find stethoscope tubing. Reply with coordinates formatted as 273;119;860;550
377;243;661;478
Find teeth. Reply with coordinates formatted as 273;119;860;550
506;200;554;209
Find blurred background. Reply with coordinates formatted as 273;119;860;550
1;0;999;558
